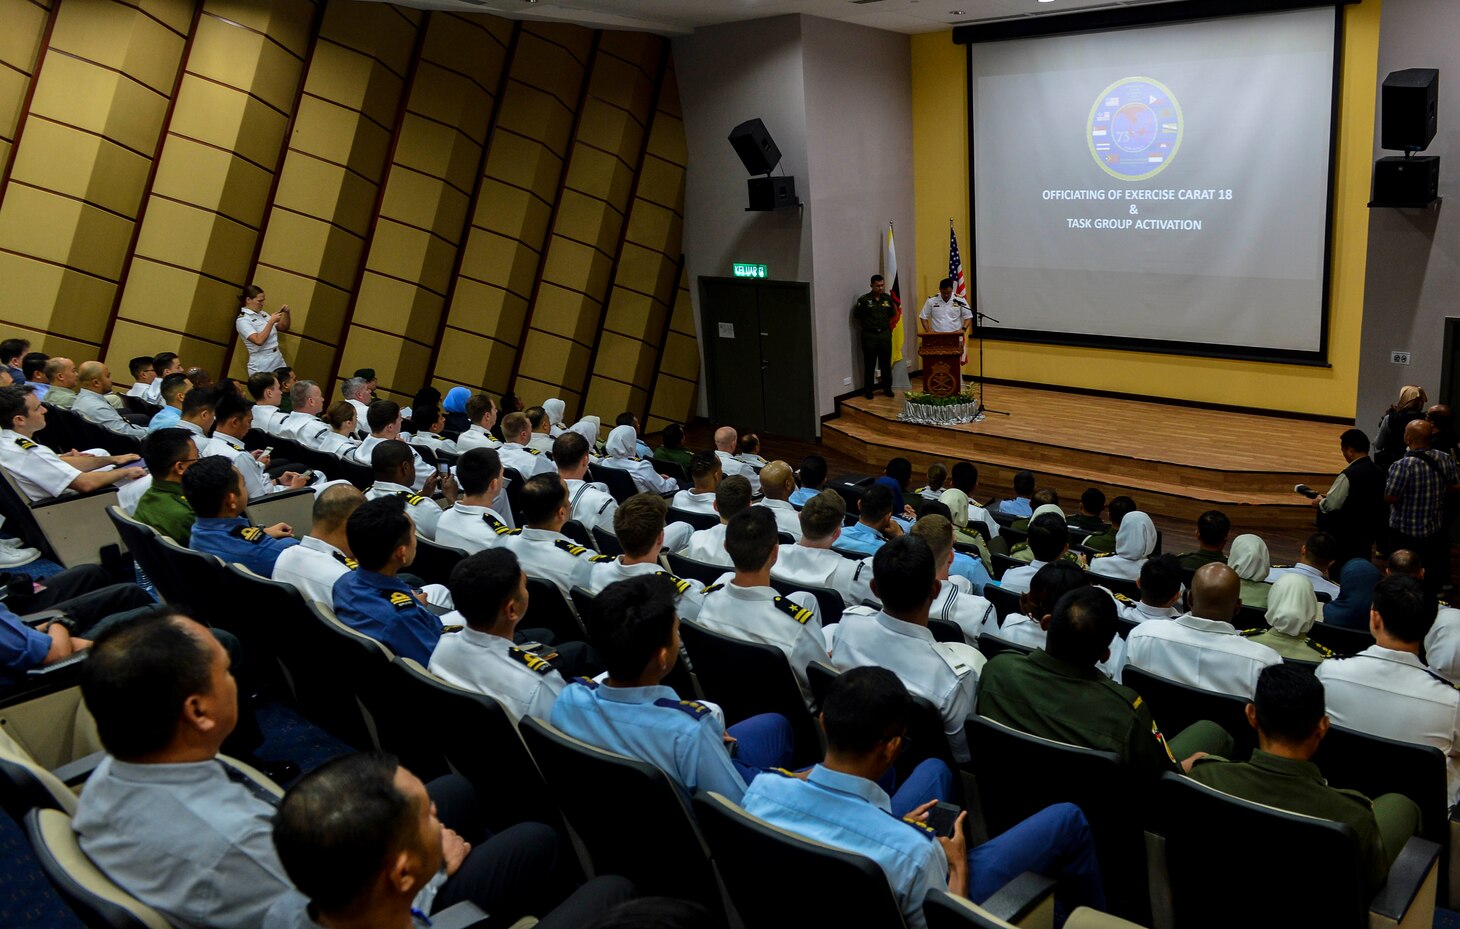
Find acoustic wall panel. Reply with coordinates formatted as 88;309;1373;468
336;10;510;398
0;0;693;438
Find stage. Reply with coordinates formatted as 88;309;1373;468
821;382;1344;530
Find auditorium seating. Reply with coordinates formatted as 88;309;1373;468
0;471;122;567
1121;667;1256;761
768;575;846;625
524;576;589;642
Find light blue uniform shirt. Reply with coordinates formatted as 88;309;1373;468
740;765;946;929
73;757;293;929
836;521;888;557
950;551;993;595
550;679;748;801
147;406;182;433
997;497;1033;518
788;486;818;508
189;516;299;577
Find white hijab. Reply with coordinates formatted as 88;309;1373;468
1090;512;1156;581
1227;534;1270;583
543;398;566;436
568;416;600;450
1031;503;1065;522
605;424;638;460
1265;573;1318;637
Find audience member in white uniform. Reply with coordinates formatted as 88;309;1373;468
565;416;602;460
435;447;513;553
204;392;310;499
542;397;567;437
1087;511;1157;583
243;372;288;437
275;380;328;445
339;376;372;437
72;361;145;438
612;411;654;459
946;461;999;539
364;441;454;542
497;411;555;480
755;460;803;541
429;548;567;722
523;405;556;453
408;404;460;457
1125;562;1282;699
998;512;1070;596
1264;531;1341;600
312;401;361;457
600;424;675;494
0;386;143;506
350;401;428;493
502;473;614;596
553;431;617;538
679;475;754;567
773;490;873;608
916;462;949;503
1006;502;1066;565
456;393;502;453
1318;573;1460;806
1228;533;1274;611
272;484;366;607
1391;550;1460;683
696;507;825;709
909;515;994;643
734;433;769;469
123;356;155;400
1115;554;1185;624
713;425;761;494
586;492;707;620
671;451;721;515
142;352;184;406
788;454;827;508
827;534;983;762
980;561;1127;681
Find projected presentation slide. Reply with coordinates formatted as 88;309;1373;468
970;8;1336;357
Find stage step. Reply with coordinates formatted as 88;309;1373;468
822;412;1323;530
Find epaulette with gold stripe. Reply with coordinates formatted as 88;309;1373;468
394;490;428;506
1304;637;1336;658
772;595;813;625
509;646;555;675
387;590;416;610
900;816;937;838
654;571;691;595
230;525;266;543
701;583;725;594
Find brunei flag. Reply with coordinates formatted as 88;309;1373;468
886;223;905;364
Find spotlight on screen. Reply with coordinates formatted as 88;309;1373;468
728;118;800;212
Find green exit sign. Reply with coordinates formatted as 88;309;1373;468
732;263;768;279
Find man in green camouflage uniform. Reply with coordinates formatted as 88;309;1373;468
852;274;896;400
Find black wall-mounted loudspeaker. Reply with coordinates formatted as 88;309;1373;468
728;118;782;176
747;175;798;211
1381;68;1439;152
1373;155;1440;207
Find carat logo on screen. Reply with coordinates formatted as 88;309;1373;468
1087;77;1183;181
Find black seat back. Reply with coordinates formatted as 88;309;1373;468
665;551;729;586
560;518;594;550
976;634;1033;660
518;716;722;911
678;618;822;767
1308;619;1376;656
591;525;623;557
1151;772;1367;929
667;506;719;531
501;467;526;524
523;576;588;642
694;792;903;929
990;553;1022;580
588;464;638;503
335;456;373;489
154;535;232;620
983;584;1021;625
409;535;466;587
1121;666;1253;760
1313;723;1449;848
1086;570;1140;601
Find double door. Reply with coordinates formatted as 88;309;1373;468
698;277;816;441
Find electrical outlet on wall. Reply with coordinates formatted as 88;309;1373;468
843;376;852;385
1391;351;1412;366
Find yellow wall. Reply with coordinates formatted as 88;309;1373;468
910;1;1379;418
0;0;695;426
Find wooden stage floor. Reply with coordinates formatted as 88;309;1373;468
821;382;1346;534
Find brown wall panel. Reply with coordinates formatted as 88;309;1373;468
0;0;692;432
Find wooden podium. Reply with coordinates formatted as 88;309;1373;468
918;332;964;396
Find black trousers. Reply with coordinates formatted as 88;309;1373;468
861;340;892;396
11;564;155;633
427;775;635;926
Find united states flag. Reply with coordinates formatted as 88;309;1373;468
949;223;967;302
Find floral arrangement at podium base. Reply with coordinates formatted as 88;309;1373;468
899;391;980;425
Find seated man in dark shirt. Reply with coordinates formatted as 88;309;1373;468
976;586;1232;774
267;753;634;929
1176;510;1231;572
1187;664;1419;893
183;456;297;576
1066;487;1108;535
332;496;445;665
1082;496;1135;554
